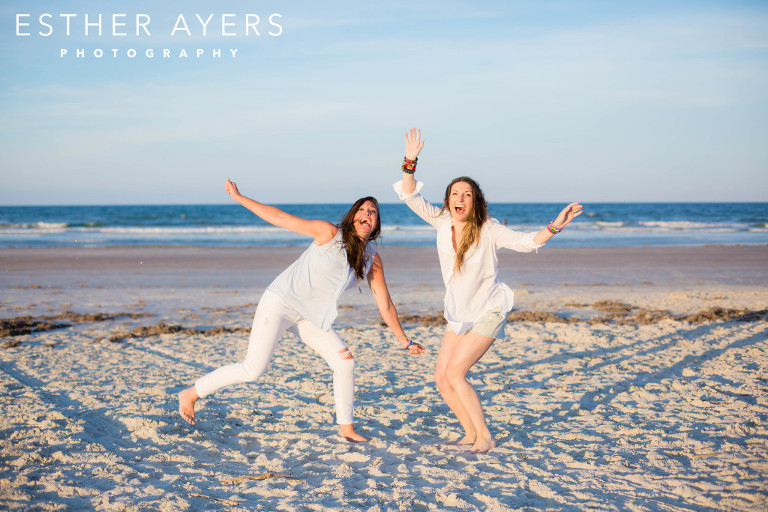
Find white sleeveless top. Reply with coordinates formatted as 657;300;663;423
267;230;376;331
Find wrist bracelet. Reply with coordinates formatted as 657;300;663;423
402;156;417;174
547;222;561;234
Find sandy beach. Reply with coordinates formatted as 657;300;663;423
1;244;767;511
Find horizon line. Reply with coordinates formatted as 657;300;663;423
2;200;768;208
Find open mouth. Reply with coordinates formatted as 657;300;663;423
359;218;371;227
454;206;466;215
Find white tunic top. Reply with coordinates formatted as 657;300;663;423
394;180;542;335
267;230;376;331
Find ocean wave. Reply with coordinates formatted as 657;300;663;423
638;220;734;230
1;213;767;247
0;221;71;230
0;220;757;234
95;226;288;235
381;224;435;238
380;225;433;233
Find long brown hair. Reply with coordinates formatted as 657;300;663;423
339;196;381;280
440;177;488;273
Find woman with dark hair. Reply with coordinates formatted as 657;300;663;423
179;178;424;443
394;129;582;453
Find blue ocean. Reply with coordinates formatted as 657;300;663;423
0;203;766;248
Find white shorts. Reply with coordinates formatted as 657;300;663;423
447;308;507;339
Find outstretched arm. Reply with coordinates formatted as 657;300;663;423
533;202;584;245
367;253;424;354
401;128;424;195
225;178;337;245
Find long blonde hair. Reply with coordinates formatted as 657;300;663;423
440;177;488;273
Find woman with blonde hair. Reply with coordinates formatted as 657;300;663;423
394;129;582;452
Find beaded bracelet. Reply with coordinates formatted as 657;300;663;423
402;156;418;174
547;222;561;234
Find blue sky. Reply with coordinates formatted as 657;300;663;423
1;1;766;205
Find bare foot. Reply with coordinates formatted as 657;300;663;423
468;437;496;454
339;424;370;443
445;434;475;446
457;434;475;446
178;386;199;425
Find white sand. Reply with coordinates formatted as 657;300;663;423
1;246;767;511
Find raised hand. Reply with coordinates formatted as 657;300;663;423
553;202;584;230
225;178;241;200
405;128;424;161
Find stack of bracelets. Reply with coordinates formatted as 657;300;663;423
402;156;417;174
546;222;561;234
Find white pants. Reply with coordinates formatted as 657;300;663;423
195;290;355;424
